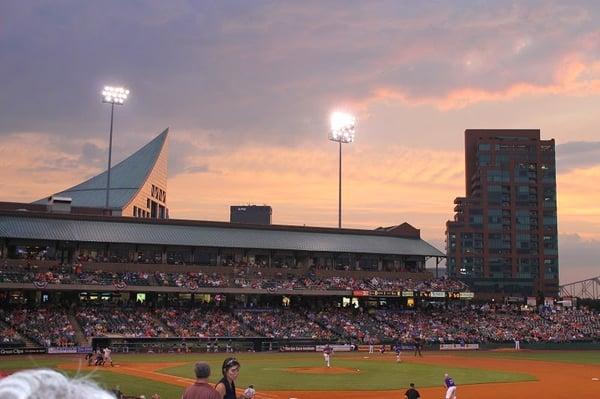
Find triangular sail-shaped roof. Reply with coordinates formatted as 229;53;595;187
34;129;168;210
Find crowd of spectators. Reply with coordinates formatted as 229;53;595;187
1;301;598;346
157;307;251;338
75;306;169;338
0;307;77;347
0;262;151;286
0;323;24;347
308;307;394;341
235;309;334;340
0;262;469;293
369;304;600;343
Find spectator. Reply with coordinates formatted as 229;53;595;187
181;362;220;399
0;368;115;399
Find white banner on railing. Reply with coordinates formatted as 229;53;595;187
315;344;354;352
439;343;479;351
48;347;78;354
47;346;92;354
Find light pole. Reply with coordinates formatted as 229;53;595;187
101;86;129;214
329;111;356;228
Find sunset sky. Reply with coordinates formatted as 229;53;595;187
1;1;599;284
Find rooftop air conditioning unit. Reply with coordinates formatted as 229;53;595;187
47;196;72;213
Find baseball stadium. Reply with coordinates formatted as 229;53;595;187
1;131;599;399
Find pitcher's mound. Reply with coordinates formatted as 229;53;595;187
285;367;359;374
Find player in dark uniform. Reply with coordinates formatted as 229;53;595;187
444;373;457;399
405;383;420;399
84;351;93;366
414;337;423;357
94;348;104;366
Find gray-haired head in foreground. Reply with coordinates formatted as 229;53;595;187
0;369;115;399
194;362;211;379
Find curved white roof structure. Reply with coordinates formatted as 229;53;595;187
34;129;169;218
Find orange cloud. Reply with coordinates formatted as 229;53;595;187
0;133;105;202
557;165;600;240
355;57;600;111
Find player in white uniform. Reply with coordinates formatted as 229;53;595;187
323;344;333;367
103;347;113;367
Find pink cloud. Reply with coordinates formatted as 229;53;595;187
353;57;600;111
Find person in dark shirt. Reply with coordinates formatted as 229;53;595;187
414;337;423;357
215;357;247;399
405;383;421;399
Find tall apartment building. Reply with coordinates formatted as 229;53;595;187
446;129;558;297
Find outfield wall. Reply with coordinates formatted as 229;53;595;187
3;339;600;356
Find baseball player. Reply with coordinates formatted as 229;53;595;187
103;347;113;367
323;344;333;368
444;373;457;399
94;348;104;366
395;342;402;363
84;351;93;366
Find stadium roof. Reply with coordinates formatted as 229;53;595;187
33;129;169;210
0;212;444;257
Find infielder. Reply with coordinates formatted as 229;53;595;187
395;342;402;363
444;373;457;399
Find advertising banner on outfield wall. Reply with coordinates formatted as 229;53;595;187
48;346;93;354
440;343;479;351
48;347;78;354
280;345;316;352
316;344;355;352
0;347;47;356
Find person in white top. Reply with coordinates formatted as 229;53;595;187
103;347;113;367
243;385;256;398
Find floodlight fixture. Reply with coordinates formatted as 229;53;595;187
102;86;129;104
329;111;356;143
101;85;130;213
328;111;357;228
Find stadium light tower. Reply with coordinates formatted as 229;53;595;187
329;111;357;228
101;86;129;214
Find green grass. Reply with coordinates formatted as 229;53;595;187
66;369;179;399
454;350;600;365
160;352;533;391
0;351;555;399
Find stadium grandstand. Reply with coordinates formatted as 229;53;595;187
1;129;598;356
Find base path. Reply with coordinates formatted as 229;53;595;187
285;367;359;375
59;353;600;399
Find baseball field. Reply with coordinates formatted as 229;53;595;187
1;350;599;399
